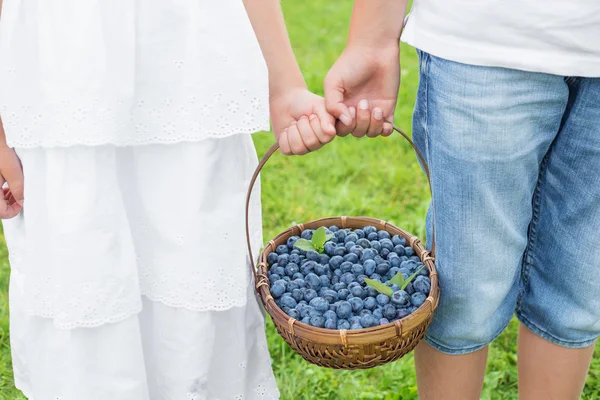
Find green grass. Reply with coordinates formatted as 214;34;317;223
1;1;600;399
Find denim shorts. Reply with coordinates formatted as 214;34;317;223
413;50;600;355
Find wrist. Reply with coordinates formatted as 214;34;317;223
269;72;307;99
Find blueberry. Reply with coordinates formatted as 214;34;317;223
281;296;297;309
337;319;351;330
309;297;330;312
376;261;391;276
380;248;391;259
301;229;314;240
379;238;394;251
363;259;376;275
319;275;331;288
332;282;347;291
331;275;340;285
393;245;406;257
356;275;368;285
344;233;359;244
374;255;386;265
277;254;290;267
318;287;329;297
291;249;301;255
389;256;402;268
287;281;299;292
310;315;326;328
306;250;320;262
292;272;304;280
390;284;400;292
361;249;376;262
383;304;397;320
324;242;337;256
329;225;340;232
351;264;364;275
349;297;364;313
273;279;287;289
350;321;363;330
376;294;390;306
333;269;343;277
363;226;377;235
367;232;379;241
291;288;304;302
355;229;366;238
283;277;291;282
268;274;281;282
343;252;359;264
411;292;427;307
323;310;337;323
287;236;300;249
337;288;350;300
350;286;366;299
301;316;311;325
347;282;361;290
329;255;344;270
373;308;383;320
271;283;286;298
396;308;412;319
413;276;431;294
324;319;337;329
360;313;377;328
418;266;429;277
276;245;289;255
379;318;390;325
344;241;355;252
369;273;382;282
305;273;322;290
315;264;328;276
340;261;353;273
409;306;418;313
294;278;307;288
404;247;415;257
370;240;382;252
364;297;377;310
329;303;338;312
392;235;406;247
267;252;279;266
356;238;371;248
319;254;330;265
333;246;346;256
377;230;390;240
286;308;300;319
304;289;318;302
349;246;363;258
336;301;352;319
391;290;411;307
335;230;347;242
284;263;299;277
340;273;356;285
366;287;378;297
350;316;362;325
322;289;338;303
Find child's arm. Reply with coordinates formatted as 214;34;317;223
243;0;336;155
0;118;25;219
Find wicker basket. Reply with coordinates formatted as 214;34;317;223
245;126;439;370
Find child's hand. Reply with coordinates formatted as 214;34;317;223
270;88;337;155
0;146;24;219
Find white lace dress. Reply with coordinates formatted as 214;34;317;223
0;1;278;399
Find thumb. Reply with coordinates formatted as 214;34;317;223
324;77;353;127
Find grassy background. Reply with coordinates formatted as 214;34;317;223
1;0;599;399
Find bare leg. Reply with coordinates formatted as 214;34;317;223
518;324;594;400
415;341;488;400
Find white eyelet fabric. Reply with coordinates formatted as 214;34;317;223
0;0;270;148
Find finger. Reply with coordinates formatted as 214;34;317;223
367;107;385;138
324;78;353;127
336;106;356;137
287;123;310;155
297;116;321;152
353;99;371;138
382;122;394;137
308;114;332;147
0;180;21;219
314;104;337;140
279;128;292;155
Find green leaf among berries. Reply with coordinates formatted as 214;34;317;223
294;238;316;252
364;278;394;297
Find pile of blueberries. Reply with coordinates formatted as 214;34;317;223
267;226;431;330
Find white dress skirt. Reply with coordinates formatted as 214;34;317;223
2;134;280;400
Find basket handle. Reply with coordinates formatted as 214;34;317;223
245;125;435;280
